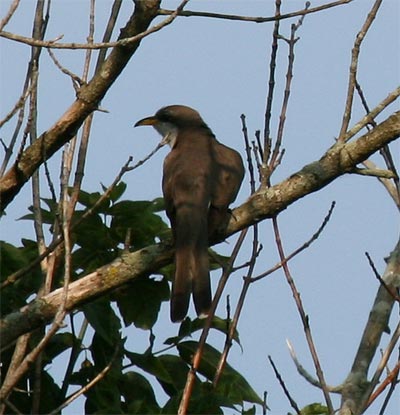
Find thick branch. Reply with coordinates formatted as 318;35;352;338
339;238;400;415
227;111;400;235
0;1;161;211
1;112;398;348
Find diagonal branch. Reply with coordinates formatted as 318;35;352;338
339;238;400;415
0;0;161;212
1;111;398;348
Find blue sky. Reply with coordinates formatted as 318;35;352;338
1;0;399;413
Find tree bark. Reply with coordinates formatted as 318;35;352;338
0;1;161;211
1;112;399;348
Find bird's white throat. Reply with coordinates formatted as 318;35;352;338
154;122;178;149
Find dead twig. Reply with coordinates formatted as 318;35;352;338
272;215;334;411
159;0;352;24
338;0;383;141
0;0;190;50
268;355;301;415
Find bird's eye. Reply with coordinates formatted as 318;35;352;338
157;108;172;122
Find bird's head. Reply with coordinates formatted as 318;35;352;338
134;105;205;147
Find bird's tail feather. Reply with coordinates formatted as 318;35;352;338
170;205;211;322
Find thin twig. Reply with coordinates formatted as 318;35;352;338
0;0;20;31
361;321;400;410
252;202;335;282
178;228;248;415
213;224;259;387
262;0;281;186
367;360;400;410
365;252;400;302
1;155;135;289
0;334;30;415
268;355;301;415
48;345;119;415
159;0;352;23
240;114;256;192
354;80;400;208
286;339;340;392
338;0;383;141
0;0;190;50
272;216;334;411
269;6;308;173
343;86;400;142
212;119;259;387
47;48;83;90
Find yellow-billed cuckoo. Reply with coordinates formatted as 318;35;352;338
135;105;244;322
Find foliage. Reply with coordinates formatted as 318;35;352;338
0;184;262;414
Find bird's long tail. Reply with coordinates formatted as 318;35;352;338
171;205;211;322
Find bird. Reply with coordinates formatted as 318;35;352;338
135;105;244;322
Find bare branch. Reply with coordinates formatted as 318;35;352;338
262;0;281;182
159;0;353;24
338;0;383;141
339;238;400;414
1;113;399;347
269;9;307;174
0;2;162;210
252;201;335;282
48;346;119;415
268;355;301;415
272;216;333;411
287;339;341;392
352;166;396;179
362;322;400;411
0;0;20;32
178;228;248;415
343;86;400;142
0;0;189;50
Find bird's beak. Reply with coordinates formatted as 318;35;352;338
134;116;158;127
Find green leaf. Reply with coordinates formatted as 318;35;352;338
242;405;256;414
82;298;121;345
300;403;329;415
0;241;29;278
178;341;263;405
108;181;127;202
119;371;160;414
42;332;75;366
114;276;169;329
109;200;169;248
0;241;43;315
164;316;241;348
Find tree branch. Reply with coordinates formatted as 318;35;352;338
1;112;399;348
158;0;352;24
339;237;400;415
0;0;161;212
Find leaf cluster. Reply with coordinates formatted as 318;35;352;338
1;183;262;414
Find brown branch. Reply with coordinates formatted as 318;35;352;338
366;360;400;410
269;9;307;174
365;252;400;302
0;153;147;290
338;0;383;141
268;355;301;415
1;112;399;348
159;0;352;23
48;345;119;415
272;216;333;411
339;238;400;414
0;0;189;50
252;201;335;282
362;322;400;411
0;0;161;212
0;0;20;32
178;228;248;415
262;0;281;179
